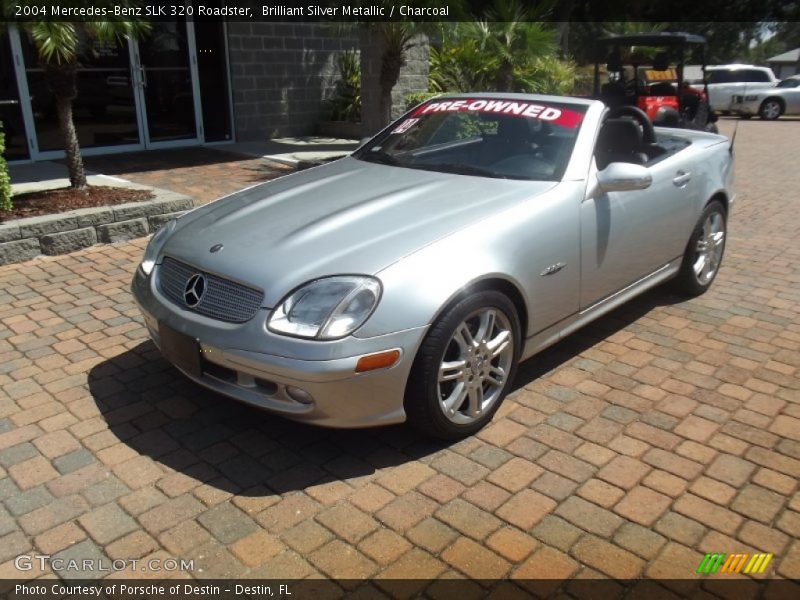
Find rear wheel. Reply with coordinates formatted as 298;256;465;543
671;200;727;296
759;98;782;120
405;291;520;439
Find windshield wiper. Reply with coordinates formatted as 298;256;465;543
413;163;506;179
359;150;402;166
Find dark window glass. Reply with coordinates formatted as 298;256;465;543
739;69;771;83
137;20;198;142
0;31;30;159
707;70;731;84
356;99;587;182
194;19;232;142
21;30;140;151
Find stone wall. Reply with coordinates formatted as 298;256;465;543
226;23;359;140
0;189;193;266
226;24;430;141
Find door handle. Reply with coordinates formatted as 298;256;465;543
139;65;147;88
673;171;691;187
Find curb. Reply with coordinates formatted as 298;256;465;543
0;188;194;266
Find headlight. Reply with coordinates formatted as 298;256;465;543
139;219;177;276
268;276;381;340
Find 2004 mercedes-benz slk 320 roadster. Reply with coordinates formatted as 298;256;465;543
132;93;734;439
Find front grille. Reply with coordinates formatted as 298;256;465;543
157;256;264;323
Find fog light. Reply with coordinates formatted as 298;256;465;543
355;349;401;373
286;386;314;404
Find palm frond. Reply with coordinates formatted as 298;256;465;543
26;22;77;64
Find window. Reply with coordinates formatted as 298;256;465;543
734;69;772;83
355;98;587;182
707;70;732;84
777;78;800;89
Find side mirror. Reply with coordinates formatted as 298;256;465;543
597;162;652;192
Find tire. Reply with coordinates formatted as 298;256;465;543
759;98;782;120
404;291;521;440
671;200;727;296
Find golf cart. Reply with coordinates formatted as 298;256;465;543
593;32;718;132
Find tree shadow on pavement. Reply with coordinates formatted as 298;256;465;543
89;285;688;498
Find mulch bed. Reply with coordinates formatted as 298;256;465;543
1;186;154;222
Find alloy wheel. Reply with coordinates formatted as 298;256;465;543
693;211;725;285
437;307;514;425
761;100;781;120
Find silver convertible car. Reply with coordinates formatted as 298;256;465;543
132;93;734;438
730;75;800;120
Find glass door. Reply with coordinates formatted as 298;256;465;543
1;30;30;160
16;27;143;158
132;19;203;148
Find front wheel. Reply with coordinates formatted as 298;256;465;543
759;99;782;120
405;291;520;439
671;200;727;296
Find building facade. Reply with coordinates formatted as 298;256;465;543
1;19;428;163
767;48;800;79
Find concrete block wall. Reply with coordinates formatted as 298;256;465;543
226;22;359;140
227;23;430;141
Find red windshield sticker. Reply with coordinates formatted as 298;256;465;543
392;117;419;134
411;99;584;128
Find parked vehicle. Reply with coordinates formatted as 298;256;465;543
593;32;717;132
133;93;735;438
705;64;778;112
730;75;800;119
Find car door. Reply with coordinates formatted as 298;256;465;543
707;69;735;111
580;151;698;309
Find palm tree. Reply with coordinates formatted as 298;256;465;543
12;5;148;189
371;22;425;127
430;0;570;95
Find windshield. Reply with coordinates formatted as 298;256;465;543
777;78;800;88
354;98;587;181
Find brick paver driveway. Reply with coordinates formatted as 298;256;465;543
1;120;798;593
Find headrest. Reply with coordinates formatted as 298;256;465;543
600;118;643;148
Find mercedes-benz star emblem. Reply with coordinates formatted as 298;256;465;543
210;244;223;253
183;274;206;308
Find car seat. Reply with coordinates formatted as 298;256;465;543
595;118;649;170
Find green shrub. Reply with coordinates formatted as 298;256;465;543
428;20;576;96
326;50;361;123
0;122;11;213
404;91;440;111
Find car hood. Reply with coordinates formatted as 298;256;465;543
162;157;556;307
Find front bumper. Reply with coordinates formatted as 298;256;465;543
131;267;427;428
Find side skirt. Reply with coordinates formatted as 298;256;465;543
520;258;681;362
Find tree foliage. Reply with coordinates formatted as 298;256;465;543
0;122;11;213
429;0;575;95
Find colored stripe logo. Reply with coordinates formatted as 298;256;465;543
696;552;773;574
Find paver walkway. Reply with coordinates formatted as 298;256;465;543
84;148;292;205
0;119;798;593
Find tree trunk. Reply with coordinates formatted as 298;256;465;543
43;62;86;190
379;44;405;126
55;96;86;189
495;60;514;92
